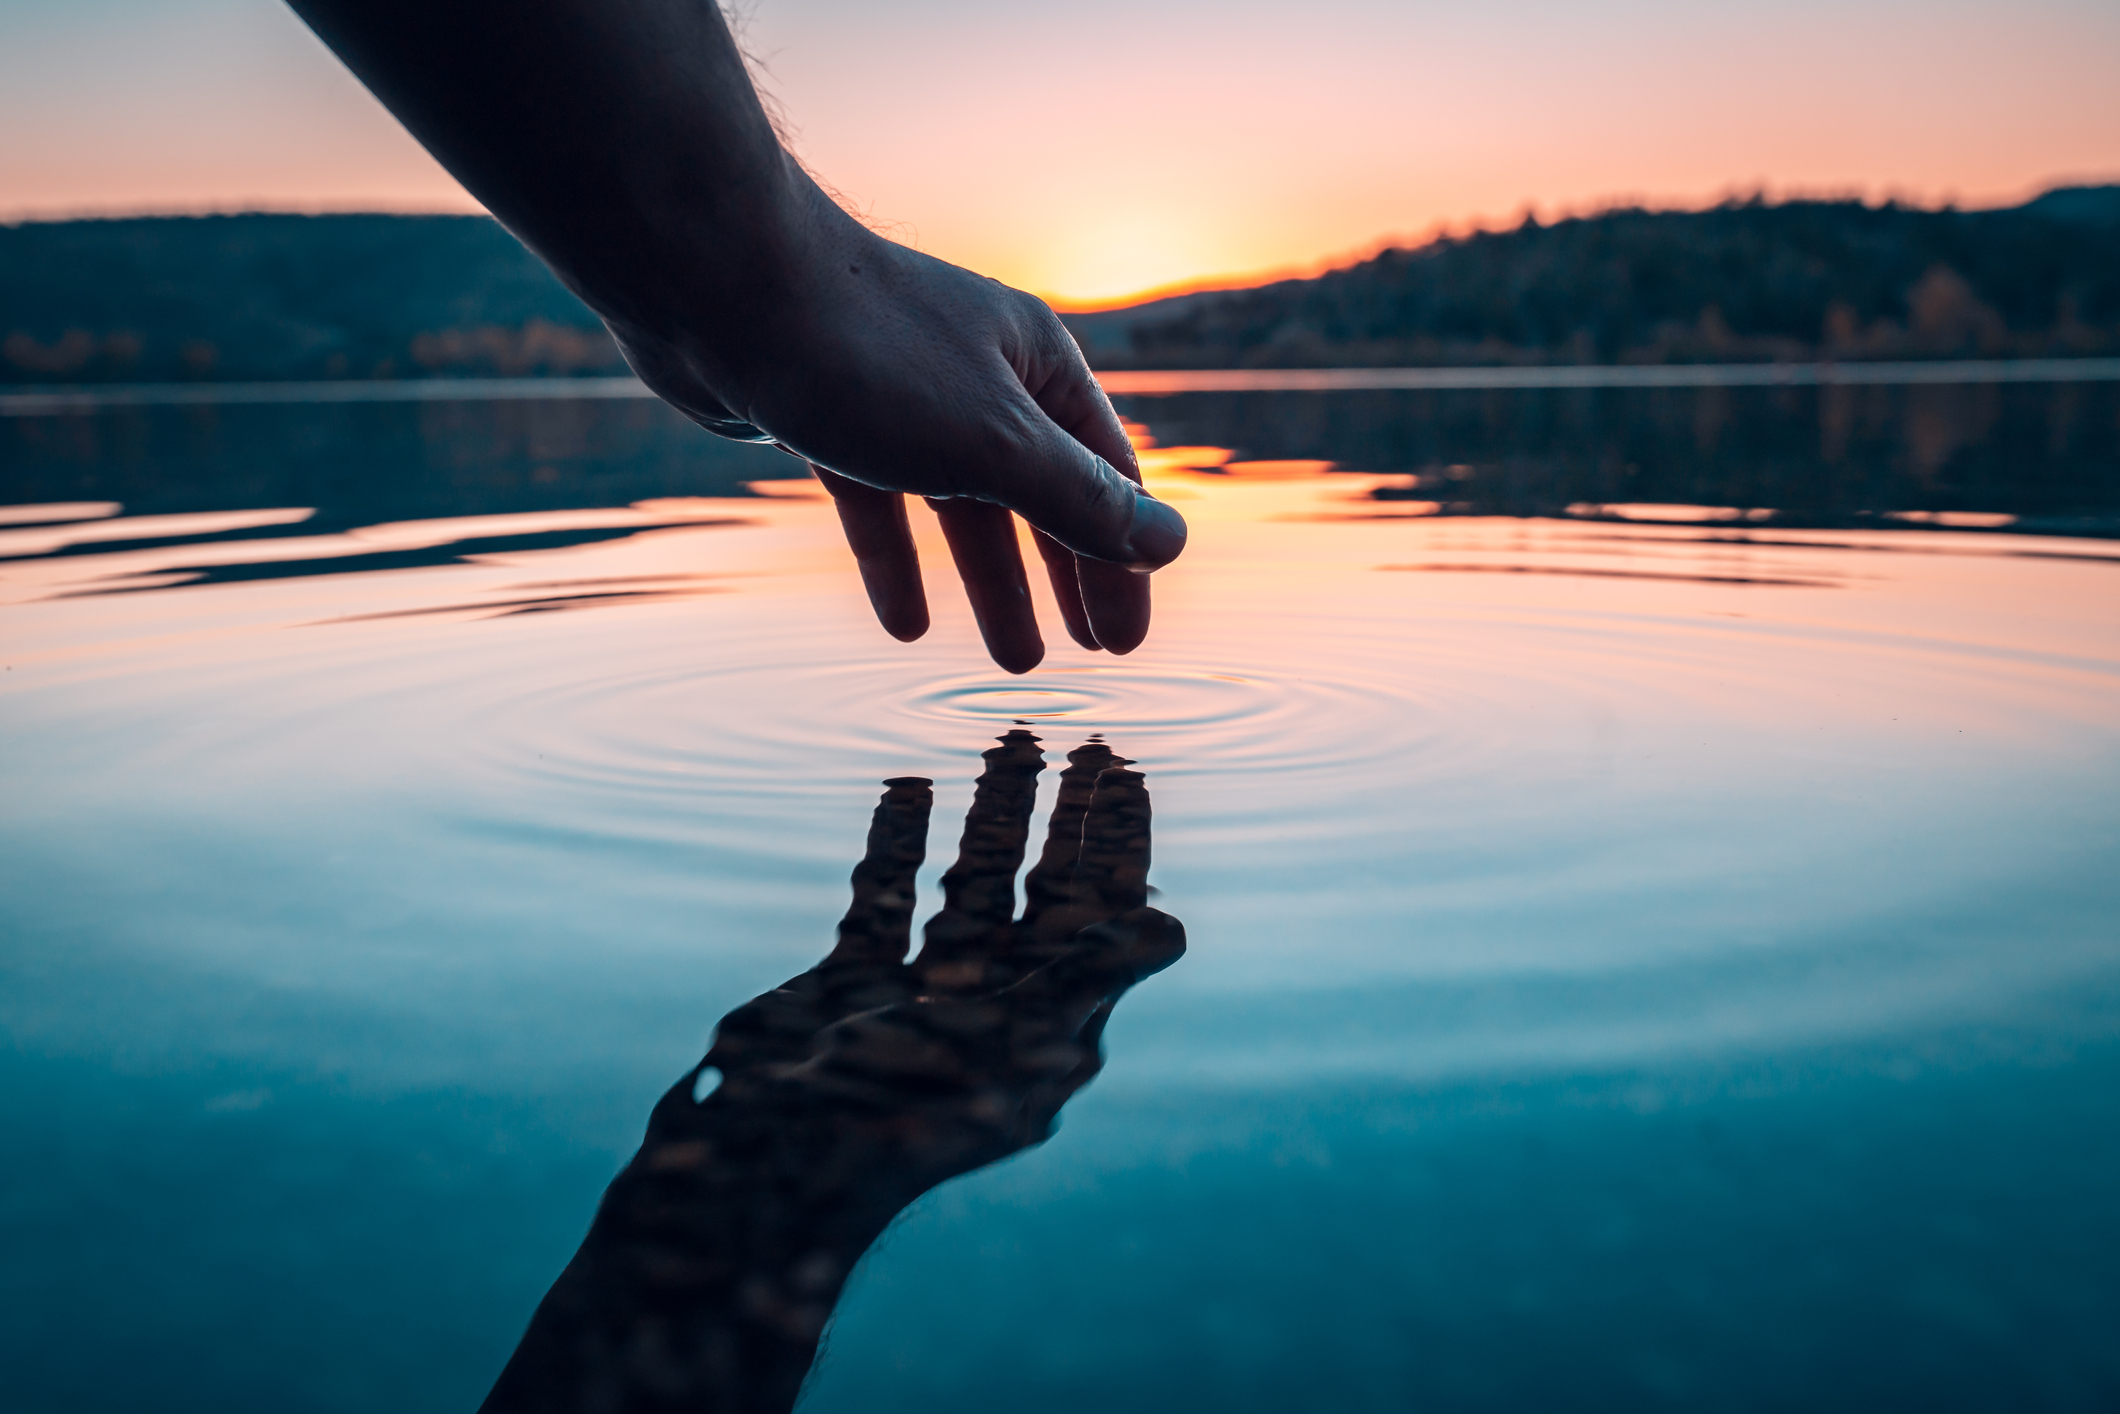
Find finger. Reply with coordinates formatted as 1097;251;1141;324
1072;762;1153;920
825;776;933;968
1005;907;1187;1035
1029;527;1100;652
699;973;837;1076
1078;556;1150;655
987;388;1187;572
1018;740;1124;940
914;730;1045;991
814;464;929;642
1027;360;1159;649
1034;336;1140;488
930;498;1044;674
1024;750;1152;947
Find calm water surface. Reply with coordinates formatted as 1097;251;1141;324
2;383;2118;1411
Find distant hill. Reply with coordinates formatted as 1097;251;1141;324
4;191;2116;384
1068;187;2120;369
0;213;620;384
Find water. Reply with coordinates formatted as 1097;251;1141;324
3;379;2118;1411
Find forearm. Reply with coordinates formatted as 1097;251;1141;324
285;0;808;343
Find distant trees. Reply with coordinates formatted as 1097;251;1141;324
1096;188;2120;369
0;213;625;384
5;192;2117;382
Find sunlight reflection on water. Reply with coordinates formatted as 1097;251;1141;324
5;436;2114;1043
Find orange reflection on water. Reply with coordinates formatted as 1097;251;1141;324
3;415;2116;768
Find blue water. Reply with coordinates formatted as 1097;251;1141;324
2;382;2117;1410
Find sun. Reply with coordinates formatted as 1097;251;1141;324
1014;211;1239;309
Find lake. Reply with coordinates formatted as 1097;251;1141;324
3;370;2118;1411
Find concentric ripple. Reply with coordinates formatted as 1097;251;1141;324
7;480;2120;1060
467;627;1466;812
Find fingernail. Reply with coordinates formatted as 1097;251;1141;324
1124;489;1187;571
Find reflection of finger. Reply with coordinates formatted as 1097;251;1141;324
1008;907;1186;1035
826;776;934;967
1074;764;1152;918
1030;528;1100;652
930;499;1044;674
1022;751;1151;946
915;731;1045;990
815;465;929;642
1019;741;1124;940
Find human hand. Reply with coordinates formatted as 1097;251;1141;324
609;181;1189;673
286;0;1181;673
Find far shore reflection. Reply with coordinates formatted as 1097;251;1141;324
5;372;2117;545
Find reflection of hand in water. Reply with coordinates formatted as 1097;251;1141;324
482;733;1183;1413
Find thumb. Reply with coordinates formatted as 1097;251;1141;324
1004;907;1187;1032
998;420;1188;571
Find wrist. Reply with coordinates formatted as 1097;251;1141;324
586;164;871;412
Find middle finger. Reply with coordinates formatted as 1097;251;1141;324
930;498;1044;674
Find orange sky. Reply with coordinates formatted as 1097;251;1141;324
3;0;2117;306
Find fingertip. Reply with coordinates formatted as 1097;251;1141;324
994;638;1046;675
931;500;1045;673
1078;558;1149;654
1122;489;1188;571
858;554;930;641
815;465;932;644
879;597;930;643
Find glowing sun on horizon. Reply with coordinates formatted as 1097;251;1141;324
1017;210;1252;309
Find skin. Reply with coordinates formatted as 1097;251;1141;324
285;0;1189;671
479;734;1184;1412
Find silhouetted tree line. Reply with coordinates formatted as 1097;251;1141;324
7;193;2117;384
0;213;624;384
1079;187;2120;369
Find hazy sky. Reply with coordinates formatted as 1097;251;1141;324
3;0;2117;304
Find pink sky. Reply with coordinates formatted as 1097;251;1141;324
3;0;2116;306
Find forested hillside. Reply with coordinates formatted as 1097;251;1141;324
5;190;2117;383
0;213;620;384
1073;187;2120;369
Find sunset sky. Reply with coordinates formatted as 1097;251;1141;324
3;0;2117;306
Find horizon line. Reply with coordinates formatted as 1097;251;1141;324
7;357;2119;417
1044;174;2119;311
7;174;2114;314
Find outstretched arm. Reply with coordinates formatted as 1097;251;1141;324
285;0;1187;669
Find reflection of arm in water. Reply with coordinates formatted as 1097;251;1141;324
282;0;1187;671
480;735;1183;1413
